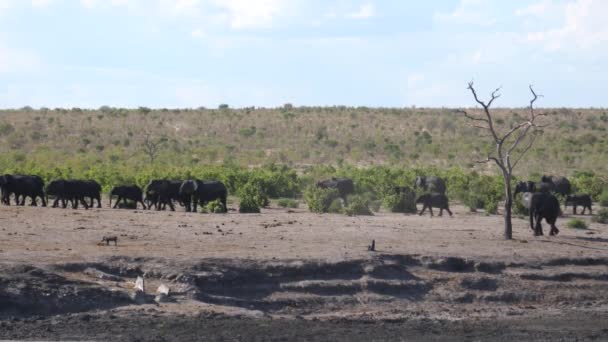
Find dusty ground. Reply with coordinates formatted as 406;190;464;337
1;203;608;341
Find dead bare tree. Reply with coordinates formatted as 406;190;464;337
457;81;546;240
142;132;167;165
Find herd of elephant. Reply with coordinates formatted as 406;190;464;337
0;175;228;213
0;173;592;237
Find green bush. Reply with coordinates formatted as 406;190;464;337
238;182;265;213
566;218;588;229
368;199;382;212
304;186;341;213
513;197;529;216
484;201;498;215
343;195;373;216
464;192;485;212
327;198;344;214
592;208;608;224
206;199;227;213
277;198;298;208
599;190;608;207
383;191;416;214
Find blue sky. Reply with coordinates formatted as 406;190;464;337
0;0;606;108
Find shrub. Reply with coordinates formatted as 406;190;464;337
592;209;608;224
239;126;256;137
566;218;588;229
327;198;344;214
368;199;382;213
238;182;265;213
304;186;341;213
599;190;608;207
484;201;498;215
513;197;529;216
343;195;373;216
464;192;485;212
206;199;227;213
383;191;416;214
277;198;298;208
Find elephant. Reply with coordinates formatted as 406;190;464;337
0;174;46;207
514;181;551;196
565;194;592;215
46;179;90;209
416;193;452;217
145;179;182;211
316;178;355;204
179;179;227;213
414;176;446;194
109;185;146;209
527;192;560;236
81;180;102;208
541;175;572;196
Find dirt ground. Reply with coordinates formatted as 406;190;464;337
1;203;608;341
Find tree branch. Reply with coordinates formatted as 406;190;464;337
455;109;489;123
466;81;500;143
511;133;537;169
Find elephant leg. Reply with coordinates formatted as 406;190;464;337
439;208;443;216
52;198;59;208
222;197;227;212
168;199;175;212
535;215;543;236
418;205;426;216
113;196;120;209
40;194;46;207
193;198;199;213
588;206;592;215
81;198;89;210
573;206;577;215
446;206;453;216
139;200;147;210
429;207;434;217
97;196;102;208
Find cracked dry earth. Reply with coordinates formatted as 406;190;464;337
1;204;608;341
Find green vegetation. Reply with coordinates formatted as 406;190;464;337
206;199;227;214
238;181;264;213
592;209;608;224
277;198;298;208
599;190;608;207
343;195;373;216
304;186;341;214
566;218;588;229
0;107;605;175
382;190;416;214
0;106;605;216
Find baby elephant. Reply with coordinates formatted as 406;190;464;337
565;194;592;215
416;193;453;217
109;185;146;210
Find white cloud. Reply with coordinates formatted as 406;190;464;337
211;0;289;29
31;0;53;8
0;44;42;74
191;28;206;38
522;0;608;51
347;3;375;20
435;0;496;26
